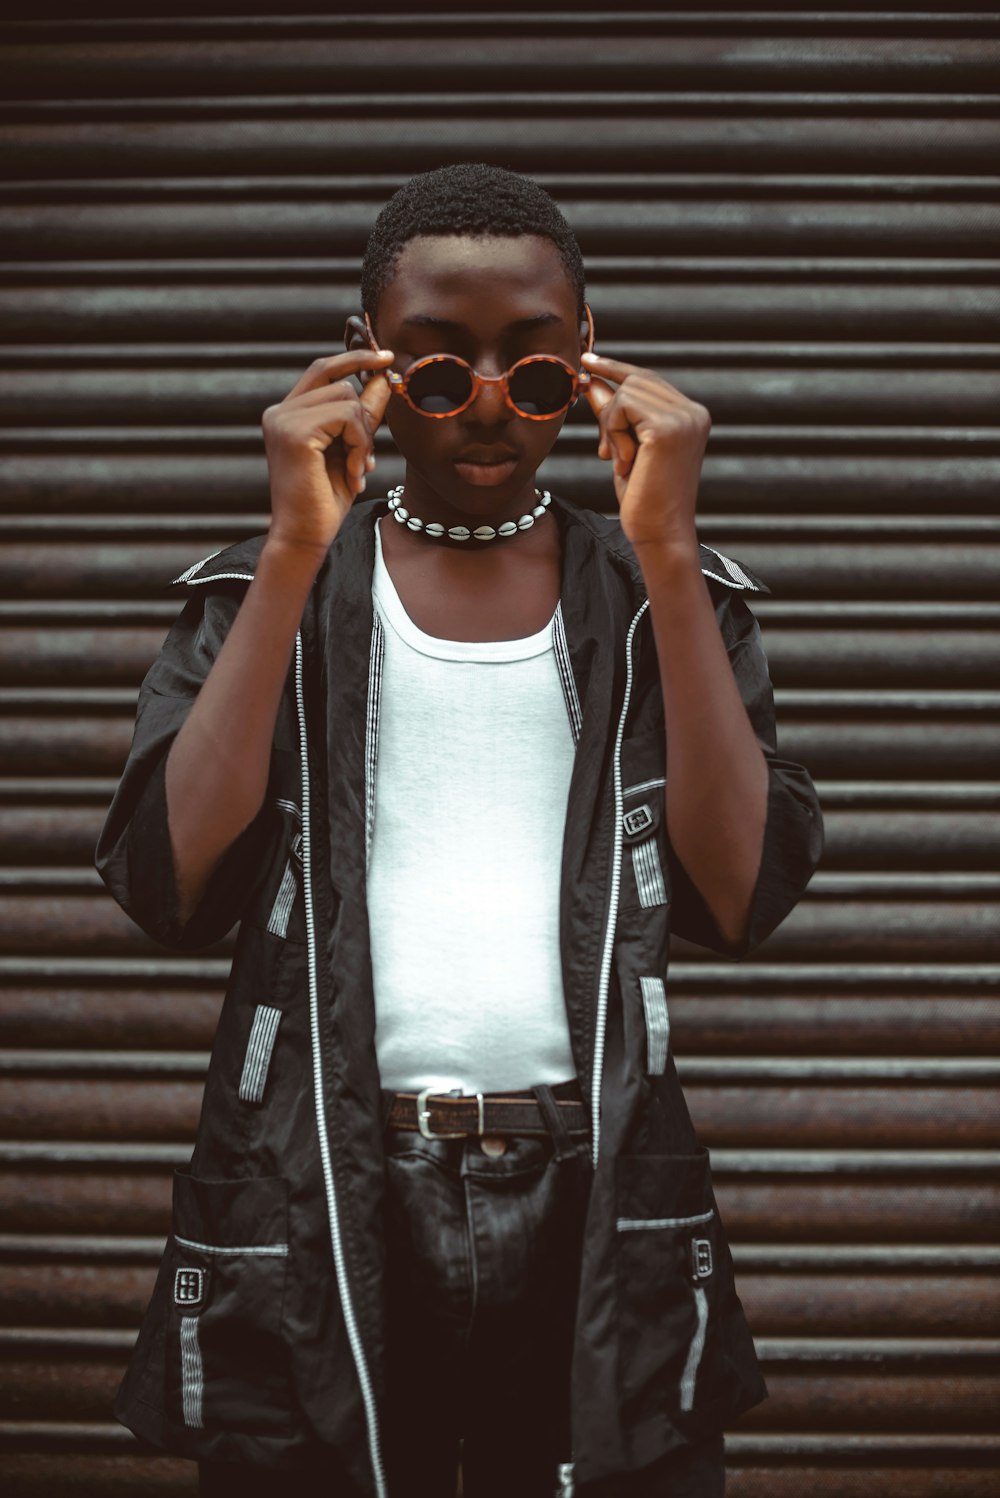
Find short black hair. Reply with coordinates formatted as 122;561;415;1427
361;163;586;325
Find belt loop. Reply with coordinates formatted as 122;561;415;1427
531;1083;578;1162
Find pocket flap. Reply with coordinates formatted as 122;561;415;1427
616;1150;711;1228
172;1171;288;1250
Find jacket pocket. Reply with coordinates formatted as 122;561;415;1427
615;1148;722;1433
620;732;669;913
164;1170;294;1436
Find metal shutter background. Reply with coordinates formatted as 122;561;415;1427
1;7;998;1494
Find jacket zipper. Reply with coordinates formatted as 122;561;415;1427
180;566;387;1491
590;600;649;1167
294;631;387;1498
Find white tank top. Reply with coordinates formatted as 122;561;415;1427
367;519;578;1094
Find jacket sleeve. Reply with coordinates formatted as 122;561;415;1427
666;588;824;959
95;585;281;952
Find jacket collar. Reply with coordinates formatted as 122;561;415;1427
170;494;769;601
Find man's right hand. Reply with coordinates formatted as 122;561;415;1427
262;347;395;557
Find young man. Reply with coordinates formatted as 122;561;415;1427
96;164;823;1497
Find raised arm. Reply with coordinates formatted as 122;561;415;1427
583;350;805;949
162;348;393;928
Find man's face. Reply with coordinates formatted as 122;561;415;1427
372;234;584;517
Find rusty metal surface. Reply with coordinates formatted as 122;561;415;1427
1;7;999;1493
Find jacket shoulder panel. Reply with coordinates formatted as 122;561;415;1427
170;500;388;589
171;535;266;587
697;543;770;595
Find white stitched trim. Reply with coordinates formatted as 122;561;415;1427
171;549;225;585
558;1462;575;1496
553;602;583;746
296;630;387;1496
173;565;255;587
700;568;744;591
365;614;384;874
639;976;670;1073
266;860;297;938
174;1233;288;1257
624;776;665;798
680;1285;710;1411
592;601;649;1168
718;551;758;591
179;1315;204;1428
632;839;667;909
275;797;301;821
699;549;762;592
238;1004;282;1104
616;1208;715;1232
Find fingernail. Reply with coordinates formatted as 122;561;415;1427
358;476;366;493
379;350;394;359
581;351;598;363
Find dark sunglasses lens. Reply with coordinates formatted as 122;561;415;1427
406;360;473;414
508;360;575;416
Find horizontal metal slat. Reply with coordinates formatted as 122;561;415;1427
8;431;1000;462
5;805;1000;870
7;623;1000;691
4;361;999;427
9;455;1000;519
3;539;998;599
4;987;1000;1057
0;1336;996;1428
2;1440;998;1498
3;271;999;338
2;1165;995;1239
8;715;1000;778
6;335;1000;366
2;1260;996;1337
5;1080;998;1146
3;116;994;181
2;31;999;98
8;1050;1000;1082
5;888;1000;959
4;180;1000;252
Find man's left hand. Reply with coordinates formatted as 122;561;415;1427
582;351;711;551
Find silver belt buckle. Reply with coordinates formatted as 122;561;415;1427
416;1087;485;1139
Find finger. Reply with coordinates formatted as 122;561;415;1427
281;379;361;410
581;351;647;383
585;351;692;405
359;368;393;432
584;377;616;458
284;348;394;402
599;389;642;476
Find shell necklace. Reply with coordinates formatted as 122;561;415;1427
386;484;552;545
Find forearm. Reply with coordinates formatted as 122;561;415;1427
164;535;328;927
634;537;770;947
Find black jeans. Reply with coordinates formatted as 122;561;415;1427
200;1083;725;1497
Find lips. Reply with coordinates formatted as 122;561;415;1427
454;449;519;464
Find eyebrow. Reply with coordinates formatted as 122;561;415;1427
399;313;565;332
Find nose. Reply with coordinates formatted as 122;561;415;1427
466;366;512;423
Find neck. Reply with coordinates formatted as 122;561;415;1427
399;466;540;532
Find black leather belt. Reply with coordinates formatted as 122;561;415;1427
387;1086;589;1140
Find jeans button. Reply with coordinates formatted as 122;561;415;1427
480;1135;507;1157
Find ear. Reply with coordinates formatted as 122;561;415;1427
344;313;373;382
579;302;595;356
344;313;369;352
344;311;374;383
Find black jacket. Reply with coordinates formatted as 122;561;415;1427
95;495;824;1491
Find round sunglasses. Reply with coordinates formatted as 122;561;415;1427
364;307;594;421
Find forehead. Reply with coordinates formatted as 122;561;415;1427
378;234;576;328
